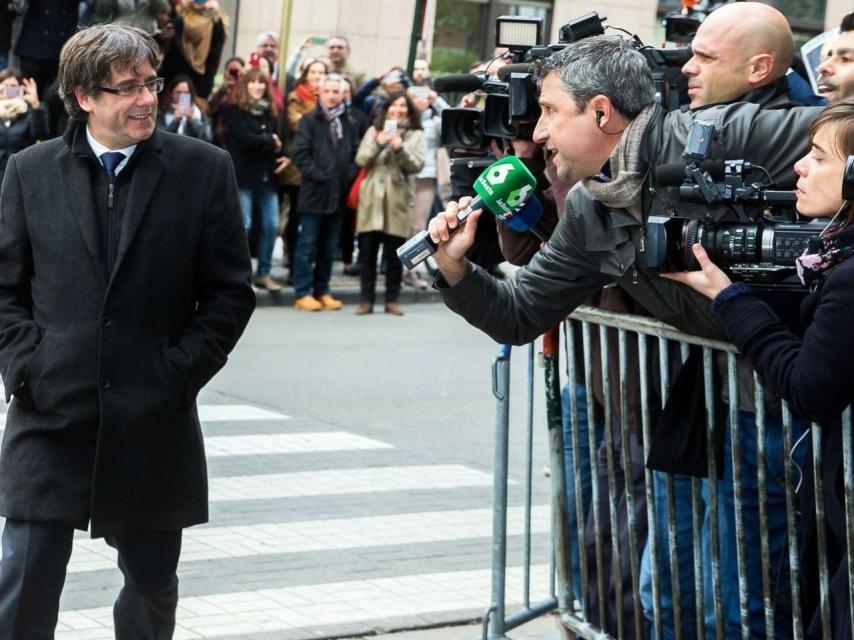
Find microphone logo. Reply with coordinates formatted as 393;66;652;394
485;163;515;186
506;184;532;208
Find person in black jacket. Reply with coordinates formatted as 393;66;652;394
0;70;48;184
665;98;854;640
224;67;288;292
291;74;357;311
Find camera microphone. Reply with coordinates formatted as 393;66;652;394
397;155;538;269
433;74;486;93
496;63;534;81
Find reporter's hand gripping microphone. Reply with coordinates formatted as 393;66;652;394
396;155;538;269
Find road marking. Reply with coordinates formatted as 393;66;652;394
64;505;550;574
207;464;496;501
57;565;553;638
204;432;393;457
198;404;290;422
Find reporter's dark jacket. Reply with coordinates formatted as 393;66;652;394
440;101;818;343
0;121;255;536
223;103;278;190
291;105;358;214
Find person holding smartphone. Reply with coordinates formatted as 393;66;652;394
663;98;854;639
156;74;210;140
0;70;47;185
353;92;425;315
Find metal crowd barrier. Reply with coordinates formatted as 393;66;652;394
481;305;854;640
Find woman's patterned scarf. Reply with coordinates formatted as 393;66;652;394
796;219;854;289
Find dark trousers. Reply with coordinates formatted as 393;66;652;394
293;211;343;298
358;231;404;303
0;520;182;640
339;209;356;266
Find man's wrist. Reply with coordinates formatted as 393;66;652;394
437;258;469;287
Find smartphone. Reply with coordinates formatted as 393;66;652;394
249;52;261;68
3;86;23;99
178;92;192;111
310;36;328;45
193;0;207;4
383;119;398;135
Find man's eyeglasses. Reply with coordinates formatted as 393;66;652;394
98;77;165;97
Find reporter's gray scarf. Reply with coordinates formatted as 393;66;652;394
321;103;346;144
581;103;657;222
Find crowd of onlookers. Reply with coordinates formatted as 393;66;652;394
0;0;452;315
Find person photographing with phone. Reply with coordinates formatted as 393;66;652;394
0;70;46;185
353;92;425;315
156;74;209;140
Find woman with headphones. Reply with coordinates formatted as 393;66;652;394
665;97;854;639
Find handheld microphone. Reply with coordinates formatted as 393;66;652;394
496;195;550;242
397;155;538;269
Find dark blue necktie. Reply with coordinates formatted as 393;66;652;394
101;152;126;184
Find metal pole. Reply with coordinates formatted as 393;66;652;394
406;0;428;77
277;0;294;94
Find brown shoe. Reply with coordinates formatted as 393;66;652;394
294;295;322;311
384;302;404;316
355;302;373;315
254;275;282;293
318;294;343;310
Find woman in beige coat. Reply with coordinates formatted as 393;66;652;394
354;92;426;315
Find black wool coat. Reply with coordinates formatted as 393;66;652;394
223;103;278;190
291;105;358;215
0;122;255;537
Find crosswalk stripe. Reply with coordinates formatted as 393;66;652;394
56;565;553;638
65;505;551;574
204;432;392;457
207;464;497;501
197;405;290;422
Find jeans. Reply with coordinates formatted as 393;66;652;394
640;410;807;639
293;212;343;298
562;383;604;603
238;186;278;276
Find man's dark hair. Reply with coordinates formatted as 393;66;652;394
58;24;162;122
538;35;655;119
841;12;854;32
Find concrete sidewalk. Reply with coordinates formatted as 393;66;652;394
352;614;565;639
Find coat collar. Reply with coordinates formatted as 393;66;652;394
60;120;165;288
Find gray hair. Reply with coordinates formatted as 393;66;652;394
321;73;347;90
328;34;351;49
58;24;162;122
538;35;654;119
256;31;279;46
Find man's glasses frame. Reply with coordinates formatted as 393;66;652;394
98;77;165;97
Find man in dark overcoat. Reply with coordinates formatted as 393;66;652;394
0;24;255;639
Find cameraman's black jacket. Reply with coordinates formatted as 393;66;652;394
440;101;818;344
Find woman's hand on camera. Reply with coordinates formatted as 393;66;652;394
376;130;392;146
22;78;38;109
427;197;482;286
389;135;403;151
661;244;733;300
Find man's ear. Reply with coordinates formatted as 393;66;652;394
75;88;95;115
588;95;614;126
747;53;774;85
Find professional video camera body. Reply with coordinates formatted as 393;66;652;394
438;12;691;152
644;121;850;291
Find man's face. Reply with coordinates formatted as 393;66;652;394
413;60;430;84
327;38;348;65
681;21;753;108
77;61;158;149
532;72;602;183
319;81;343;109
257;36;278;66
817;30;854;103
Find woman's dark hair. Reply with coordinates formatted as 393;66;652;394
808;96;854;228
224;56;245;69
160;74;199;112
233;67;278;117
295;58;329;87
372;92;422;131
0;69;19;84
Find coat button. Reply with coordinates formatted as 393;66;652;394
100;378;111;390
101;316;112;327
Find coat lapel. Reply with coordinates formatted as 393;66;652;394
58;147;105;285
109;137;164;284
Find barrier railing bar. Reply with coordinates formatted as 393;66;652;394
810;422;831;640
841;408;854;637
753;380;775;640
523;344;535;608
703;347;725;640
782;403;805;640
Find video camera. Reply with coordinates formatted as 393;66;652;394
644;121;847;291
437;11;691;151
661;0;729;44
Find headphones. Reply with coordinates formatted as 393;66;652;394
596;110;604;126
